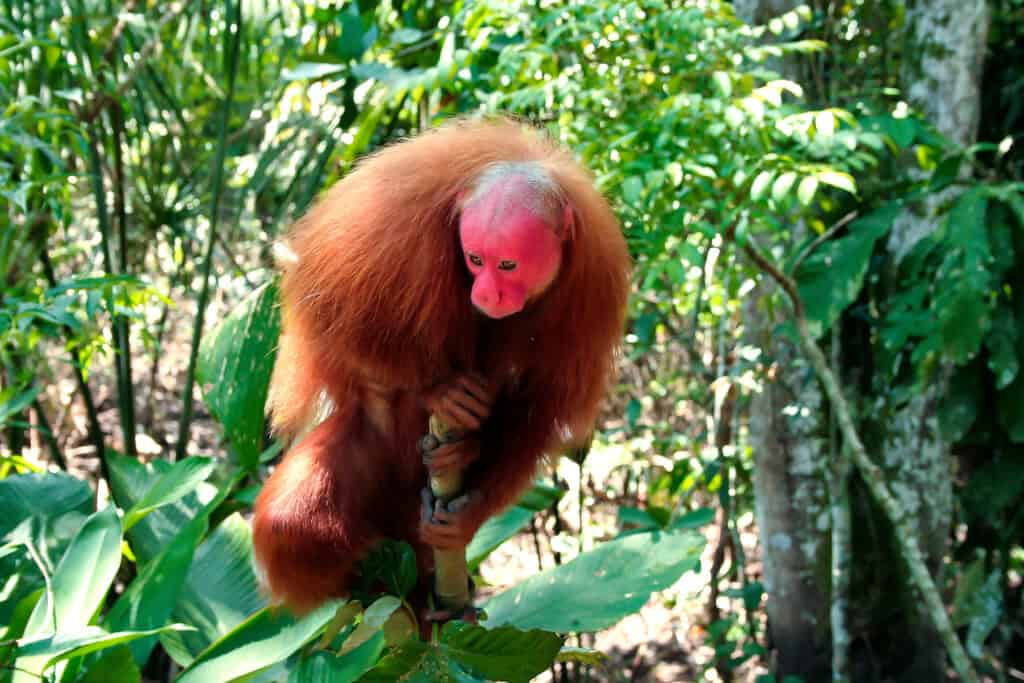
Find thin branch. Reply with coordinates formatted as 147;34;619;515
742;240;979;683
80;1;193;124
790;210;858;274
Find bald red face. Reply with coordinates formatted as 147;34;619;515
459;182;564;319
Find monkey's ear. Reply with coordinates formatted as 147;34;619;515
560;202;578;242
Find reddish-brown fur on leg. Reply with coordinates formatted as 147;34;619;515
253;117;630;614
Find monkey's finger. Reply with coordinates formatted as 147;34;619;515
458;375;494;406
448;390;490;422
439;397;482;431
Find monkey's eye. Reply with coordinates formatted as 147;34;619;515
467;253;483;267
498;260;518;272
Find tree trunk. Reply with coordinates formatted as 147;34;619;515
746;288;831;681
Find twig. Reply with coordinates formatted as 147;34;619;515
741;240;979;683
80;1;193;124
790;210;858;274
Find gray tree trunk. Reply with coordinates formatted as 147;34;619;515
874;2;988;678
738;0;987;681
746;291;831;681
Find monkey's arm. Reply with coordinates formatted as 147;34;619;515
420;390;556;550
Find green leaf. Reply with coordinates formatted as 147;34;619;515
442;623;562;683
79;646;141;683
467;506;533;571
198;282;281;469
288;637;385;683
359;624;560;683
16;625;189;667
771;172;797;201
107;453;214;564
352;540;418;601
938;362;980;442
622;176;644;205
282;62;346;82
935;189;991;363
816;170;856;195
750;171;773;200
160;514;266;666
0;473;92;537
794;175;819;204
102;514;206;666
122;456;216;531
984;308;1018;389
0;385;42;426
796;203;899;337
483;528;705;632
22;506;122;636
176;601;340;683
997;371;1024;443
671;507;715;530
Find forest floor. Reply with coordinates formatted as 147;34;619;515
34;297;768;683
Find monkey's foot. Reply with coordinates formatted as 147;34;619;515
419;435;480;476
419;489;477;550
425;374;494;432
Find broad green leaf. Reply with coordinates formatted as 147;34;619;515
79;646;141;683
122;456;216;531
935;189;991;363
750;171;773;200
483;528;705;632
107;452;215;565
176;601;340;683
467;506;533;571
198;282;280;469
159;514;265;666
288;636;386;683
0;385;42;426
102;514;207;666
282;62;346;82
938;362;980;442
816;170;856;195
442;623;562;683
771;172;797;201
360;624;559;683
22;506;121;637
0;473;92;537
796;203;899;337
984;309;1018;389
16;625;189;672
622;176;644;205
796;175;818;205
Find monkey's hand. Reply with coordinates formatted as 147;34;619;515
419;434;480;476
419;488;479;551
425;374;494;433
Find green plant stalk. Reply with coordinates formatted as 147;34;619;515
175;0;242;461
428;415;470;613
39;249;107;483
111;102;137;457
83;126;136;461
743;243;979;683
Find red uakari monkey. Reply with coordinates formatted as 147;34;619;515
252;117;630;614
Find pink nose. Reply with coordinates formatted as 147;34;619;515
474;288;501;308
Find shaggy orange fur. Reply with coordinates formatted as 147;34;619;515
253;117;630;612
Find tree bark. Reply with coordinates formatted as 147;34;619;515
746;288;831;681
